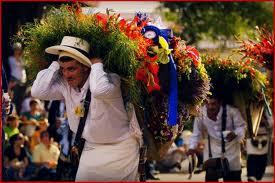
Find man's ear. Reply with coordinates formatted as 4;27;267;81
83;65;91;73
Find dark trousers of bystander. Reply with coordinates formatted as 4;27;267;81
247;154;268;181
205;168;241;182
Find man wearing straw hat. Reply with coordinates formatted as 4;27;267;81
31;36;141;181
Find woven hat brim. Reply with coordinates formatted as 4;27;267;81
45;45;91;67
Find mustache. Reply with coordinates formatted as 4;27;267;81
66;77;74;81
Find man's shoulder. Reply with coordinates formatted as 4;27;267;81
109;73;120;79
107;73;121;84
33;143;45;152
226;104;240;113
3;126;11;132
8;56;15;62
49;143;60;153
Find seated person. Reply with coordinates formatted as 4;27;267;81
32;131;60;180
3;133;30;180
30;118;49;153
156;143;186;173
20;99;44;137
4;115;20;139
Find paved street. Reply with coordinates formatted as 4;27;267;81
148;166;274;182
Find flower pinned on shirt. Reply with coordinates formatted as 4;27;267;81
74;104;84;117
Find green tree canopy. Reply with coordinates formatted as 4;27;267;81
161;2;273;44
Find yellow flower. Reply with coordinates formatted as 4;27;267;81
159;36;172;55
74;105;84;117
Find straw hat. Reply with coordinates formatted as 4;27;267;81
45;36;91;67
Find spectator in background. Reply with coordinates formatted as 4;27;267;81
20;99;44;137
2;65;12;121
7;90;18;116
246;110;273;181
56;117;72;156
4;115;20;140
30;118;49;153
47;100;66;143
156;143;186;173
8;42;27;113
32;131;60;180
3;133;29;181
20;87;33;115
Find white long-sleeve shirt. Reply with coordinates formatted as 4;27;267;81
31;61;131;144
8;56;27;83
189;105;246;170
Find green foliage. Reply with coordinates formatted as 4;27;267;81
201;54;268;104
14;5;142;105
161;2;273;44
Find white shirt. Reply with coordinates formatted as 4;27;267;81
20;97;31;114
31;61;131;144
8;56;27;83
189;105;246;170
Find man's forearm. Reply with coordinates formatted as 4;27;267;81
31;61;64;100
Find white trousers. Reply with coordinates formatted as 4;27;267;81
75;136;140;181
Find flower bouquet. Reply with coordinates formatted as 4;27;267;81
202;55;268;102
237;27;274;70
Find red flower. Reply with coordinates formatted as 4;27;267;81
147;76;160;93
147;83;160;93
96;13;108;27
119;19;126;31
147;62;159;75
67;3;81;15
186;46;200;66
135;68;147;83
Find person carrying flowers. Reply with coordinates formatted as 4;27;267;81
31;36;141;181
187;92;246;182
16;5;210;181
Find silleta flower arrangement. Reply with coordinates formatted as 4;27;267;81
236;26;273;110
15;4;210;145
237;27;274;70
202;55;269;104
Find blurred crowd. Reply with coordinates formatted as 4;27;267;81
2;43;71;181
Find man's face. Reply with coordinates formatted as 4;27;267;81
59;60;89;89
206;98;221;115
41;133;50;145
14;49;23;58
10;119;19;129
16;134;25;146
30;102;39;112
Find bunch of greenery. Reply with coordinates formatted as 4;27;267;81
202;55;269;104
14;5;141;104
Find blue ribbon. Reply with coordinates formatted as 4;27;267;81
141;25;178;126
168;54;178;126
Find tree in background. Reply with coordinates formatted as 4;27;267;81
160;2;273;44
